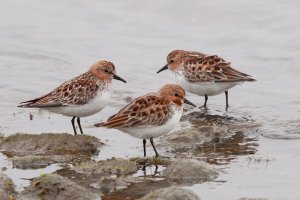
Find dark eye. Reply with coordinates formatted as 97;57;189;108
170;60;174;63
174;93;179;97
104;69;109;73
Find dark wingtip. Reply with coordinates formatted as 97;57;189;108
18;99;37;108
94;122;105;127
18;104;29;108
243;76;256;82
248;77;257;82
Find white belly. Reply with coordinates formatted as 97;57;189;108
175;73;243;96
45;90;111;117
119;107;183;139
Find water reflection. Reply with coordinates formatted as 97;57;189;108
173;111;260;165
196;132;258;165
56;161;169;200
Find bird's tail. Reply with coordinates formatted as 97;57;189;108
94;121;106;127
18;100;37;108
246;77;256;82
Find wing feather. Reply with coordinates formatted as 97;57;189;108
183;55;255;83
18;72;101;108
97;94;173;128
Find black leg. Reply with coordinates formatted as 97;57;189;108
204;95;208;107
150;137;159;157
142;165;146;175
143;139;146;157
77;117;83;134
71;117;77;135
225;91;229;108
201;95;208;108
154;165;159;176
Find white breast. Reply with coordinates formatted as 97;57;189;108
46;88;111;117
175;71;244;96
119;106;183;139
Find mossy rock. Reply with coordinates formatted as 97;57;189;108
20;173;99;200
0;173;16;200
131;156;172;166
0;133;102;157
75;158;137;176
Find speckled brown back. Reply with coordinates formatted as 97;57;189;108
19;71;106;107
100;93;176;128
182;55;255;82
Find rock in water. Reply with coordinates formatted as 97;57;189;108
139;186;201;200
0;133;102;169
0;133;102;157
11;155;80;169
20;173;99;200
0;173;16;200
74;158;137;175
163;159;218;185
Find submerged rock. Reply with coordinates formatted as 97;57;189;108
161;128;210;144
131;156;172;166
0;173;16;200
11;155;78;169
140;186;200;200
91;176;141;194
75;158;137;175
56;158;141;195
0;133;4;143
163;159;218;185
174;111;259;145
159;111;259;165
11;155;54;169
0;133;102;157
160;124;230;146
20;173;99;200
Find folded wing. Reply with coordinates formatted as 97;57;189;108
18;73;100;108
96;94;172;128
183;55;256;83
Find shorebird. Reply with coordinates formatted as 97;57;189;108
157;50;256;108
95;84;195;157
18;60;126;135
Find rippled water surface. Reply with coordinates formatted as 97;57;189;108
1;0;300;199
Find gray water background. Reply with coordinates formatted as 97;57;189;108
0;0;300;199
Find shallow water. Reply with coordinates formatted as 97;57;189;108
0;0;300;199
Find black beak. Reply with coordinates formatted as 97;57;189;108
113;74;127;83
157;65;168;74
184;98;196;107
